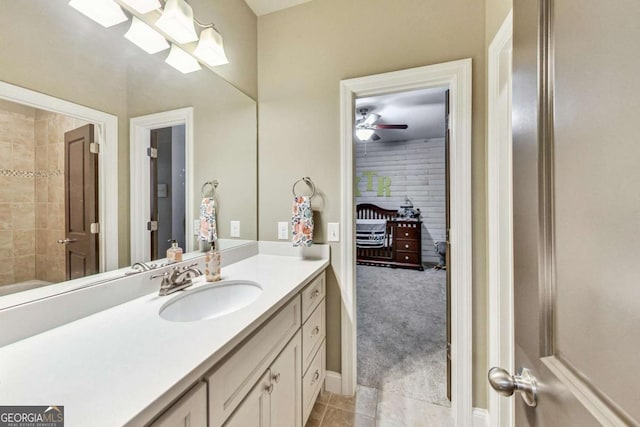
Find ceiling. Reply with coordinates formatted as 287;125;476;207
355;87;447;143
244;0;312;16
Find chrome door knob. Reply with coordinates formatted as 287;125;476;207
57;238;78;245
488;367;538;407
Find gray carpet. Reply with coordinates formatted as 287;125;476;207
356;265;450;407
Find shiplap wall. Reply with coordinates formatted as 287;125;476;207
355;137;446;264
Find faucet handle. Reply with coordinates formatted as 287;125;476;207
150;271;169;281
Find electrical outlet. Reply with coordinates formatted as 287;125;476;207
230;221;240;237
278;222;289;240
328;222;340;242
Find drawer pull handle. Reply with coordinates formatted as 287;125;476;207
312;326;320;336
311;370;320;384
405;244;409;249
266;384;274;394
405;256;409;260
310;289;320;300
272;373;281;383
405;232;409;237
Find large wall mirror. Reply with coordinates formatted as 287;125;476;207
0;2;257;300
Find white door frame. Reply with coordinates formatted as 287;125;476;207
0;80;119;272
130;107;194;263
339;59;473;425
487;11;514;427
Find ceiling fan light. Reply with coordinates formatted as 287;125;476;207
194;27;229;67
363;113;380;126
120;0;161;14
68;0;127;28
156;0;199;44
356;128;375;141
125;17;170;54
165;44;201;74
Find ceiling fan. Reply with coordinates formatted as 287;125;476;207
355;108;408;141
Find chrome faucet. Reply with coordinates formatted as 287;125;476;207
151;263;203;296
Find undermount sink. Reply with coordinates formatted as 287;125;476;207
159;280;263;322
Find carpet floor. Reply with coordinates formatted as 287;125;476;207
356;264;450;407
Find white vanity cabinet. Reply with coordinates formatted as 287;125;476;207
225;330;302;427
150;382;207;427
147;270;326;427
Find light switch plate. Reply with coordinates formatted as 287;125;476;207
230;221;240;237
328;222;340;242
278;222;289;240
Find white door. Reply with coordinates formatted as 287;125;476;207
489;0;640;425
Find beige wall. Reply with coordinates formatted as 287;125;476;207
257;0;488;408
0;1;258;267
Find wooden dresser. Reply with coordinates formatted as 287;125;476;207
391;220;423;271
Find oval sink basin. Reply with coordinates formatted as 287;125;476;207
159;280;262;322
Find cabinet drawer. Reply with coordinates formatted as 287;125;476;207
395;226;419;240
395;239;419;252
151;382;207;427
301;272;325;322
395;251;420;265
302;300;325;373
207;295;301;427
302;341;326;425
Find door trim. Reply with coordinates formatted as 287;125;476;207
487;10;514;427
130;107;194;263
0;80;118;273
339;58;473;425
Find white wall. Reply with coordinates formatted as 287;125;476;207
355;138;446;264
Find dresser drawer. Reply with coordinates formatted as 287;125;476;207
395;226;419;240
302;300;325;373
207;295;301;427
395;251;420;265
301;272;325;322
395;239;419;252
302;341;326;425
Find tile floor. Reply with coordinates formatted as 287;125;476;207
306;386;453;427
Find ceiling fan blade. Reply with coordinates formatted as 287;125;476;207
373;124;408;130
372;133;381;141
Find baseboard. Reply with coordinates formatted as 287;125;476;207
473;408;489;427
325;370;342;395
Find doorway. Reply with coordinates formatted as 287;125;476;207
353;87;450;408
339;59;473;425
149;125;186;261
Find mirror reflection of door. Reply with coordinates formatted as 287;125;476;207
64;124;98;280
149;125;186;261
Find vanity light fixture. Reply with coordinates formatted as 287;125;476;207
125;17;170;54
165;44;201;73
155;0;199;44
120;0;161;14
193;27;229;67
68;0;127;28
356;128;375;141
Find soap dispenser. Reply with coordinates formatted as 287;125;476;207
205;241;221;282
166;239;183;263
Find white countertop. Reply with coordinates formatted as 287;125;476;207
0;252;329;426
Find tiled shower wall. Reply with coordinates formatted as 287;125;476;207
0;100;88;288
0;102;36;286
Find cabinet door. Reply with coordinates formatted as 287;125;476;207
224;371;271;427
151;382;207;427
270;330;302;427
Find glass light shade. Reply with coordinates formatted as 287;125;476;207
125;17;170;54
68;0;127;28
120;0;161;14
155;0;199;44
194;28;229;67
356;128;375;141
363;113;380;126
165;44;201;74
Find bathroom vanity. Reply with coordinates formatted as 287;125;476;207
0;243;329;427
